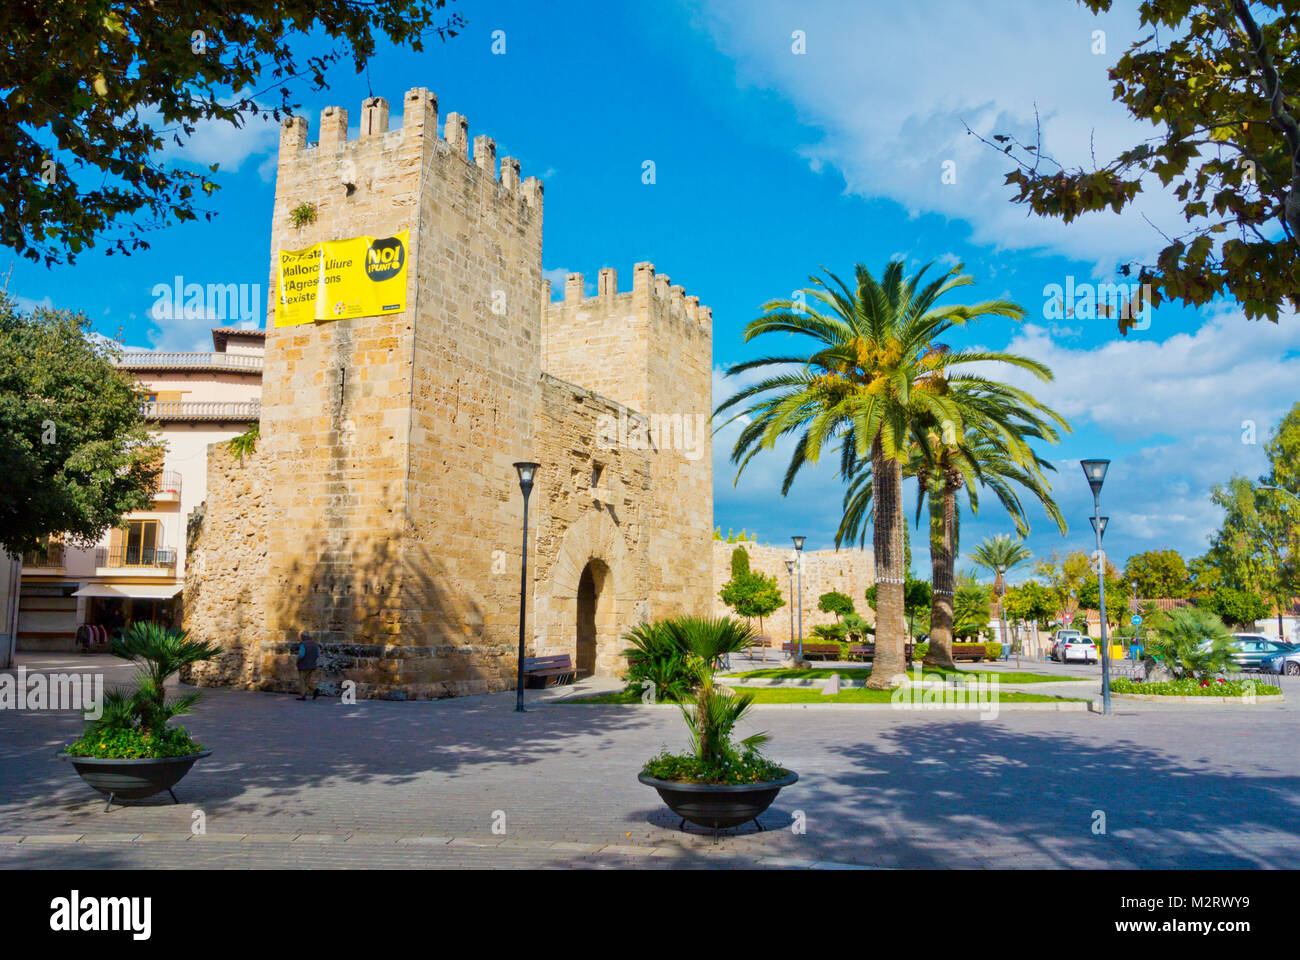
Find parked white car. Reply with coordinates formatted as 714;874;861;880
1050;629;1084;662
1059;635;1099;664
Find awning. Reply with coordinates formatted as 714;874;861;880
71;584;182;600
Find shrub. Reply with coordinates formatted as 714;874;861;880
984;641;1003;661
842;612;871;642
622;621;691;702
1145;607;1239;681
65;622;219;759
636;615;788;785
811;622;847;641
913;641;930;660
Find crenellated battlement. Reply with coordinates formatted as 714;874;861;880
556;262;712;326
277;88;543;207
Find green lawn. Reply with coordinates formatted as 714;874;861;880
724;666;1087;684
557;688;1085;705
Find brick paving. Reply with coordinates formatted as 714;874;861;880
3;655;1299;869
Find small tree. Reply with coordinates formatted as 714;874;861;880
718;569;785;637
953;574;991;641
0;300;162;554
1197;586;1270;629
817;590;855;621
729;545;751;578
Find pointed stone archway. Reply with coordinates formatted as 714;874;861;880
536;509;640;678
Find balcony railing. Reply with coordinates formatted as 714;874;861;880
115;351;264;372
22;544;65;568
152;470;183;497
95;546;178;569
141;400;261;421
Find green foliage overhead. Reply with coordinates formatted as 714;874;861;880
0;1;464;265
0;299;162;554
1124;549;1191;599
990;1;1300;325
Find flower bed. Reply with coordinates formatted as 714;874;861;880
1110;677;1280;697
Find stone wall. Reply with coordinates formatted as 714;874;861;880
185;87;719;699
711;540;876;645
184;445;269;689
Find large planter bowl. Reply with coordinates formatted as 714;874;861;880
639;770;798;832
59;751;211;810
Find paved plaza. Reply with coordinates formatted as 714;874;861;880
2;655;1299;869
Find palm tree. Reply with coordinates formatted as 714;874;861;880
716;259;1048;689
838;384;1068;668
971;534;1035;650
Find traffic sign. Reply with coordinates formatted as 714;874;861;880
1063;613;1073;624
1131;615;1142;626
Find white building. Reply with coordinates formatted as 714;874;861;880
16;327;264;651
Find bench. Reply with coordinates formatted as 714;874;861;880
847;643;915;662
781;642;841;661
522;655;577;688
951;643;988;662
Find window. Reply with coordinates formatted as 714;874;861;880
122;520;160;565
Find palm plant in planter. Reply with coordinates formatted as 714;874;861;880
61;622;220;809
637;616;797;832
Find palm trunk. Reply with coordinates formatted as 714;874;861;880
924;481;958;670
866;436;907;689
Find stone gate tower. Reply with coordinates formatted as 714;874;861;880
185;88;716;698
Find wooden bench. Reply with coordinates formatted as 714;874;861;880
951;643;988;662
781;642;847;661
522;655;577;688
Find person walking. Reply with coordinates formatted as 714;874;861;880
296;630;321;701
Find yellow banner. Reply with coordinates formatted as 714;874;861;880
274;231;409;327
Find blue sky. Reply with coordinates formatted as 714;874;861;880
8;0;1299;580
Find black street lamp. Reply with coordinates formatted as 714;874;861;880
513;461;540;713
784;559;796;665
1081;458;1112;715
791;537;806;663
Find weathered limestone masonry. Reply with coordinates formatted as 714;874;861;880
185;89;716;698
711;541;876;644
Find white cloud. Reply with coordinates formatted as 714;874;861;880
692;0;1188;274
150;103;280;181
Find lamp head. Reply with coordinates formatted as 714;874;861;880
513;461;540;495
792;535;806;552
1089;515;1109;541
785;559;796;574
1080;458;1110;497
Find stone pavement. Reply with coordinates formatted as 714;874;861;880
3;654;1299;869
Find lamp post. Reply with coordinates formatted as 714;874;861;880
792;536;806;663
512;461;540;713
785;559;796;665
1081;459;1111;716
994;564;1013;668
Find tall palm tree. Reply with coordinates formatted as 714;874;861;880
716;259;1048;689
837;387;1068;669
